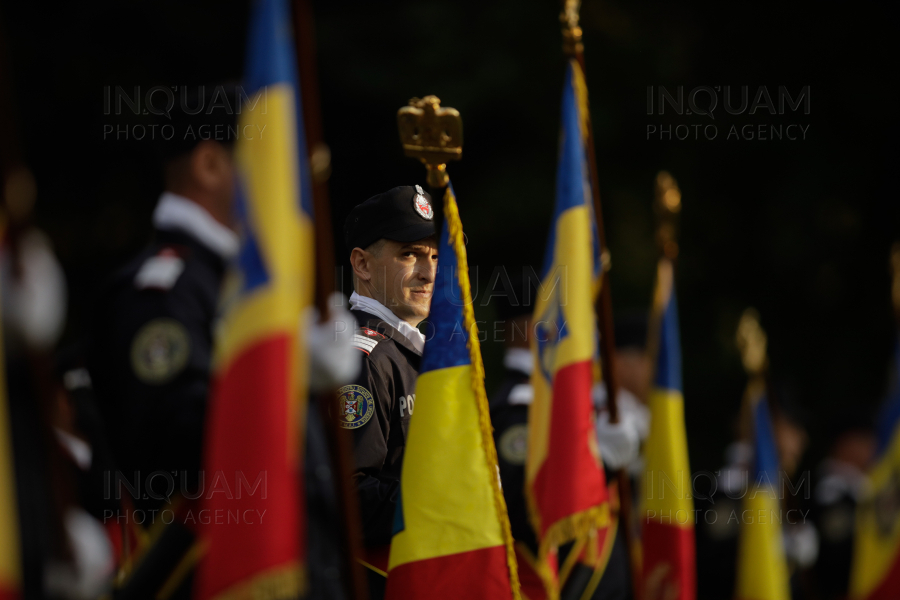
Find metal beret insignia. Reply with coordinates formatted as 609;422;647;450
337;384;375;429
412;185;433;220
130;318;191;384
498;424;529;465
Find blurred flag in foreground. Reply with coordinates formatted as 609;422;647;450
193;0;314;597
734;392;790;600
641;259;695;599
525;58;609;599
0;265;20;600
849;336;900;600
385;186;520;599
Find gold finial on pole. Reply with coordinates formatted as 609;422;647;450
654;171;681;260
736;308;768;377
560;0;583;56
397;96;462;188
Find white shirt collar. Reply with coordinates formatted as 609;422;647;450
349;291;426;354
152;192;240;260
504;347;533;375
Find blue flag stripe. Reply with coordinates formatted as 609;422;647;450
753;397;781;487
654;286;683;392
419;185;471;374
541;61;601;282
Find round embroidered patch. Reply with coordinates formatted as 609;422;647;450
498;423;529;465
337;384;375;429
130;318;191;385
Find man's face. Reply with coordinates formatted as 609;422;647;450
367;237;438;325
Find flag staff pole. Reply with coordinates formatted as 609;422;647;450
558;3;641;597
290;3;368;598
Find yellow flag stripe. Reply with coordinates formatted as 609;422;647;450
734;491;790;600
641;388;694;522
849;426;900;597
0;247;21;590
214;86;313;373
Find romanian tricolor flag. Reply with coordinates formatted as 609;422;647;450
525;58;609;599
0;272;21;600
385;186;520;599
849;336;900;599
641;258;695;600
734;392;790;600
193;0;314;597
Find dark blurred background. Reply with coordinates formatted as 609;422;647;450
0;0;897;474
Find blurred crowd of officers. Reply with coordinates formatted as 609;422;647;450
0;105;882;600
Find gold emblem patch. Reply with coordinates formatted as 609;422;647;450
130;318;191;384
498;424;529;465
337;385;375;429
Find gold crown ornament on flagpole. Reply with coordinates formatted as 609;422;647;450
397;96;462;188
560;0;583;56
655;171;682;260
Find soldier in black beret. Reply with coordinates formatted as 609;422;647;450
340;184;437;599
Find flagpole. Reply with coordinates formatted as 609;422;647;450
558;3;642;597
291;3;368;598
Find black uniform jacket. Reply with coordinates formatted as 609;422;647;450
489;365;539;551
89;228;226;507
343;309;422;548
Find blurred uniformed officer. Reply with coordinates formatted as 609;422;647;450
811;425;874;600
89;92;239;512
339;185;437;599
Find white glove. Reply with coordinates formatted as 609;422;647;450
44;508;114;599
595;410;640;470
1;229;67;351
617;389;651;442
592;383;651;441
783;522;819;568
305;293;361;393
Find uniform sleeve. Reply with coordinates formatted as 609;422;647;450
90;276;213;483
491;405;536;549
344;353;397;547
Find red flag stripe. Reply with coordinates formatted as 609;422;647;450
642;520;696;600
530;360;607;536
194;335;303;599
385;546;512;599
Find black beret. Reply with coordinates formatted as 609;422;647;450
344;185;437;251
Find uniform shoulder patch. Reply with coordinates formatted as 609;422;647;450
130;318;191;384
134;248;185;290
352;327;386;354
336;384;375;429
498;423;528;465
